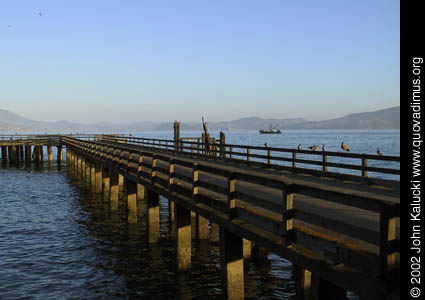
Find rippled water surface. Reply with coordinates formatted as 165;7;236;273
0;130;399;299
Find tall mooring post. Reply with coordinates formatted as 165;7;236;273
173;121;180;151
220;132;226;158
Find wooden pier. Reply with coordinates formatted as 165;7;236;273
0;133;400;300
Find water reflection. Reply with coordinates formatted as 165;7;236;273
0;160;363;299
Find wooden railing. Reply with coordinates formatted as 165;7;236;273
98;135;400;187
64;136;400;278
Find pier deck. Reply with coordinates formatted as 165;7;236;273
0;134;400;300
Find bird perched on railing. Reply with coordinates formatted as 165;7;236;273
341;142;350;151
322;144;326;152
377;148;382;156
297;144;302;150
308;145;319;151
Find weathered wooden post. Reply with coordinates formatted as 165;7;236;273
174;202;191;270
1;146;8;163
95;163;102;193
19;145;24;161
57;146;63;163
109;170;120;210
219;227;244;300
173;121;180;151
292;151;297;168
147;189;160;243
126;179;138;223
322;152;328;172
168;158;176;223
102;167;110;201
9;146;19;163
136;152;146;218
90;162;96;188
119;174;125;192
47;145;53;161
294;266;347;300
220;132;226;158
85;161;92;186
361;156;368;177
39;145;44;161
25;145;31;162
379;203;397;277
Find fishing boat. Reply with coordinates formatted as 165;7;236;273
259;124;282;134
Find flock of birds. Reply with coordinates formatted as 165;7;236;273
264;142;383;155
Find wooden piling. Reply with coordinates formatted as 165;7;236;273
19;145;24;161
126;179;138;223
57;146;63;163
95;163;102;193
174;203;192;271
109;170;119;210
196;214;209;240
147;189;160;243
219;227;244;300
1;146;8;162
90;163;96;187
102;167;110;201
294;265;347;300
47;145;53;161
25;145;31;162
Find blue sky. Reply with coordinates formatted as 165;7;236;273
0;0;400;123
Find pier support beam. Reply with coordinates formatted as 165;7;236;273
174;203;191;271
147;189;160;243
95;163;102;194
102;167;110;201
196;214;209;240
294;265;347;300
25;145;31;162
19;145;24;161
109;170;119;210
77;155;82;175
57;146;63;163
1;146;8;163
243;239;252;259
137;183;145;201
47;145;53;161
219;227;244;300
126;179;138;223
119;174;124;192
90;163;96;188
9;146;18;163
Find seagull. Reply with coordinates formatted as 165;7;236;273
341;142;350;151
322;144;326;152
264;142;268;148
377;148;382;156
308;145;319;151
297;144;302;150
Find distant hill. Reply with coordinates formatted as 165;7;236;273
285;106;400;129
0;106;400;132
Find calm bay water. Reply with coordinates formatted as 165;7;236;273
0;130;399;299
